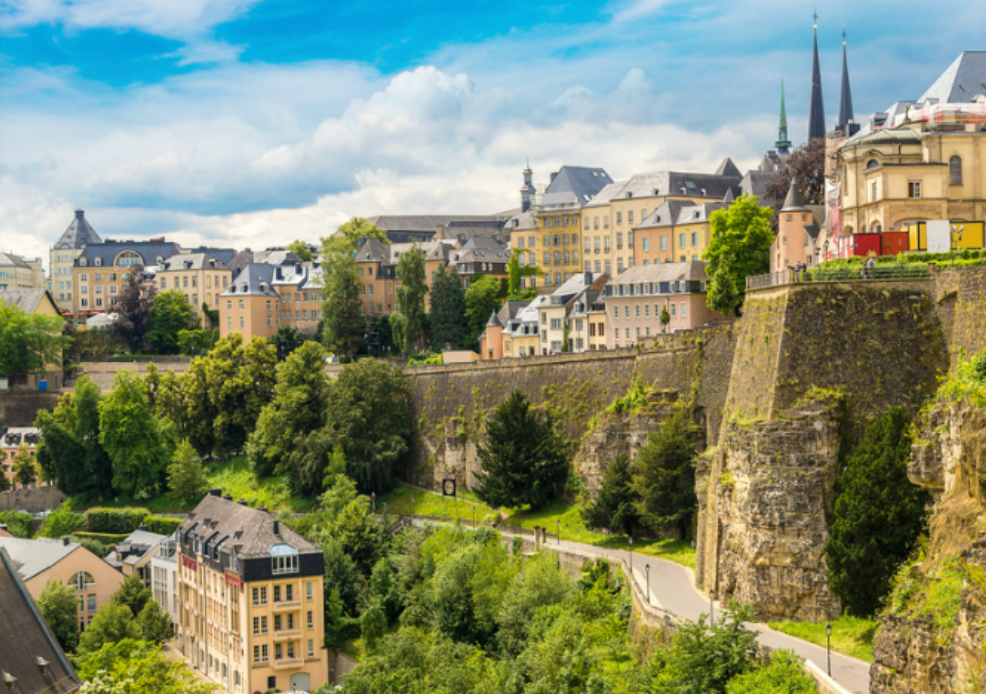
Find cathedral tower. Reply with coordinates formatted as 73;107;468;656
808;13;826;141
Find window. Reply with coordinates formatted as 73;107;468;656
679;233;686;249
908;181;922;199
87;594;97;612
624;306;629;318
160;278;167;289
635;305;640;317
239;316;244;329
308;639;315;658
253;616;268;634
681;302;687;317
628;211;634;224
645;305;650;317
625;327;630;339
271;544;299;575
227;300;232;309
949;155;962;185
252;586;267;606
239;300;244;310
253;644;268;663
306;581;313;601
670;303;676;316
691;232;698;247
69;572;95;590
870;182;877;202
643;238;650;252
550;318;561;330
660;237;667;251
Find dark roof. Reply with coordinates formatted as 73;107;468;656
847;127;922;147
740;170;781;199
486;309;504;328
837;42;855;130
636;200;694;230
714;158;742;178
160;253;227;272
583;181;628;209
184;247;238;265
0;252;31;269
355;238;391;264
606;260;710;286
0;548;81;694
367;215;506;234
180;493;321;560
809;26;826;140
804;224;821;241
75;241;182;269
220;263;277;297
0;290;58;315
226;250;257;277
675;202;725;225
53;210;101;250
918;51;986;104
496;300;529;324
759;150;790;173
781;179;808;212
540;166;613;209
0;538;81;582
443;225;510;244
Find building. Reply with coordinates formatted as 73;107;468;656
366;214;510;244
0;536;125;633
604;262;722;348
50;210;102;312
498;297;545;358
538;273;608;354
218;263;280;340
104;525;167;586
176;490;328;693
73;240;183;315
0;290;64;390
449;237;509;288
150;533;180;631
579;180;627;278
0;252;45;292
355;239;453;318
157;253;233;328
636;201;727;266
770;180;822;271
2;427;46;492
565;283;607;352
0;546;82;694
272;262;323;338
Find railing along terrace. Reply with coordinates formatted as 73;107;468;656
746;264;930;290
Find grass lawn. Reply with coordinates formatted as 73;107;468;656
767;615;879;662
380;484;500;524
66;456;316;514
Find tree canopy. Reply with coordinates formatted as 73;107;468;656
0;299;66;378
391;244;428;354
109;268;155;352
319;250;364;357
703;194;775;316
147;290;197;354
167;439;209;508
269;323;307;360
581;453;640;535
37;579;80;650
429;264;469;351
465;276;501;347
287;239;315;261
764;138;826;229
324;216;389;254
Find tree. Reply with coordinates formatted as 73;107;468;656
112;574;152;618
74;639;214;694
200;302;219;331
37;579;80;650
287;239;315;262
324;217;389;254
38;504;84;538
319;250;364;358
391;244;428;354
79;602;141;654
109;267;155;352
0;299;66;378
35;376;114;498
167;439;209;508
703;194;775;316
269;324;307;360
361;597;387;651
249;341;331;489
725;649;817;694
706;262;741;317
137;600;173;643
147;290;197;354
0;468;9;493
176;329;217;356
11;443;37;487
659;305;671;330
473;390;569;510
825;408;932;617
631;404;700;539
765;138;826;229
560;320;571;352
465;276;501;347
429;265;469;351
64;323;116;365
581;454;640;535
99;372;176;497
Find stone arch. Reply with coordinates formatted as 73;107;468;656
869;219;883;233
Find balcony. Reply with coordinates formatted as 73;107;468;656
272;629;302;642
271;656;303;671
272;600;301;613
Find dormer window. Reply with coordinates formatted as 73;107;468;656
94;258;102;266
270;543;299;575
80;258;87;266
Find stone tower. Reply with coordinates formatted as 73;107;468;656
808;14;826;141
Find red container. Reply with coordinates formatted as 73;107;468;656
848;233;881;257
881;231;909;256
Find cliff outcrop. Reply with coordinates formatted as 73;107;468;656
870;398;986;694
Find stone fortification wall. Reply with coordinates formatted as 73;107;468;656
0;393;60;427
951;265;986;364
0;485;66;513
78;360;192;390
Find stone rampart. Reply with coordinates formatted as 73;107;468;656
0;393;61;428
0;485;66;513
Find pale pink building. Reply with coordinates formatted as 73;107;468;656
603;261;724;348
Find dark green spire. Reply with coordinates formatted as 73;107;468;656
775;79;792;154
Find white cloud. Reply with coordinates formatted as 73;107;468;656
610;0;678;22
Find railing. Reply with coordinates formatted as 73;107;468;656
746;264;931;290
271;655;303;670
272;628;303;641
271;600;301;612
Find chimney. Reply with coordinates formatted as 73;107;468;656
258;504;268;513
75;210;85;221
273;520;280;536
138;522;148;531
208;488;222;497
63;538;70;546
237;498;248;506
550;171;558;183
223;493;233;501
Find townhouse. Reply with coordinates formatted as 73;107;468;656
157;253;234;329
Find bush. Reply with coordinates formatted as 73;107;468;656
143;515;182;536
73;536;116;558
725;649;818;693
84;507;151;534
37;506;85;538
72;531;130;545
0;510;33;538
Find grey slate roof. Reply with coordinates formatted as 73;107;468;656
0;252;31;269
181;493;320;560
918;51;986;104
583;181;629;209
160;253;227;272
615;170;741;202
0;547;81;694
453;237;509;263
676;202;725;225
53;209;102;250
605;261;710;286
497;300;529;325
540;166;613;209
355;238;391;264
75;241;182;269
636;200;694;230
0;290;57;315
714;157;742;178
367;215;506;233
781;179;808;212
183;247;238;265
0;537;81;581
486;309;504;328
740;170;781;199
220;263;277;297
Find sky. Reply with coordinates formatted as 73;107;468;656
1;0;984;269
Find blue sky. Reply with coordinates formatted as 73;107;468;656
2;0;984;264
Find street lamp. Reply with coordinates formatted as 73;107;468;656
826;622;833;677
645;564;651;603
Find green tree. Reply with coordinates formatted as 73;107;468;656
35;376;114;498
37;504;84;538
706;262;741;317
201;302;220;331
248;340;331;489
659;305;671;330
825;407;932;617
581;453;640;535
324;217;389;254
287;239;315;262
631;404;700;538
725;649;817;694
146;367;188;437
37;579;80;650
703;194;775;315
391;244;428;355
560;320;571;352
319;250;364;358
109;267;155;352
112;574;152;618
11;443;37;487
167;439;209;508
269;323;307;360
176;329;217;356
473;390;569;510
64;323;116;365
465;275;502;347
361;597;388;651
0;298;66;378
147;290;197;354
429;265;469;351
79;602;141;654
764;138;826;229
137;600;173;643
0;468;9;493
74;639;215;693
99;372;176;497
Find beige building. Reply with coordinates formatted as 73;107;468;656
49;210;102;311
538;273;608;354
157;254;232;328
355;239;452;318
176;491;328;694
0;536;125;633
219;263;280;340
0;252;45;292
104;526;167;586
273;263;323;338
770;181;822;272
73;240;183;315
2;427;48;492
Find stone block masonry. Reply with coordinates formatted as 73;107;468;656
0;393;60;428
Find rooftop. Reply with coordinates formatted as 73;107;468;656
539;166;613;209
0;289;58;315
605;261;711;286
53;209;102;251
0;537;82;581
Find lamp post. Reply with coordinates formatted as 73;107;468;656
645;564;651;603
628;535;633;576
826;622;833;677
709;589;714;625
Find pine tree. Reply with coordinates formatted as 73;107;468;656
706;262;741;317
581;453;640;535
659;305;671;330
429;265;468;350
168;439;209;508
824;408;932;617
473;390;569;510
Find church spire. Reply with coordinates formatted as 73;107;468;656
836;25;854;131
808;11;826;141
775;79;792;154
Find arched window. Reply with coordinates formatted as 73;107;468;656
115;250;143;267
94;257;102;266
949;155;962;185
865;159;879;170
69;572;95;590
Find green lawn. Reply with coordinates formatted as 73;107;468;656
767;616;879;662
380;484;500;524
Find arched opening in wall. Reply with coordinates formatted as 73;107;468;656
870;220;883;233
949;155;962;185
865;159;879;170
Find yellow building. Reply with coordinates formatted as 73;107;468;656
158;254;232;329
580;181;625;278
50;210;102;311
219;263;280;340
507;210;541;290
177;491;328;694
0;252;45;292
74;240;183;315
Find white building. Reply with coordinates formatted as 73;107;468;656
150;533;180;633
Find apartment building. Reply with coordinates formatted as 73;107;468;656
449;237;509;288
176;491;327;694
104;526;166;586
580;181;626;278
1;427;47;492
150;534;180;631
73;240;182;315
355;239;451;317
272;263;323;338
218;264;279;340
0;253;45;292
50;209;102;311
538;273;608;354
497;297;546;358
157;254;233;329
635;202;726;266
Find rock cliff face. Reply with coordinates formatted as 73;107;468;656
870;401;986;694
695;399;843;622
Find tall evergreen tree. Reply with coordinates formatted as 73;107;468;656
391;244;428;354
319;250;364;357
110;266;155;352
581;453;640;535
473;390;569;510
824;407;932;616
706;262;741;317
429;265;468;351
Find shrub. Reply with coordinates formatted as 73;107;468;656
0;510;34;538
83;507;151;534
37;505;85;538
143;515;182;536
72;531;130;545
73;536;116;558
725;649;818;693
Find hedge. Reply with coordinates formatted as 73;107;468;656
0;511;33;538
144;515;182;536
83;507;151;534
72;536;116;558
72;531;130;544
